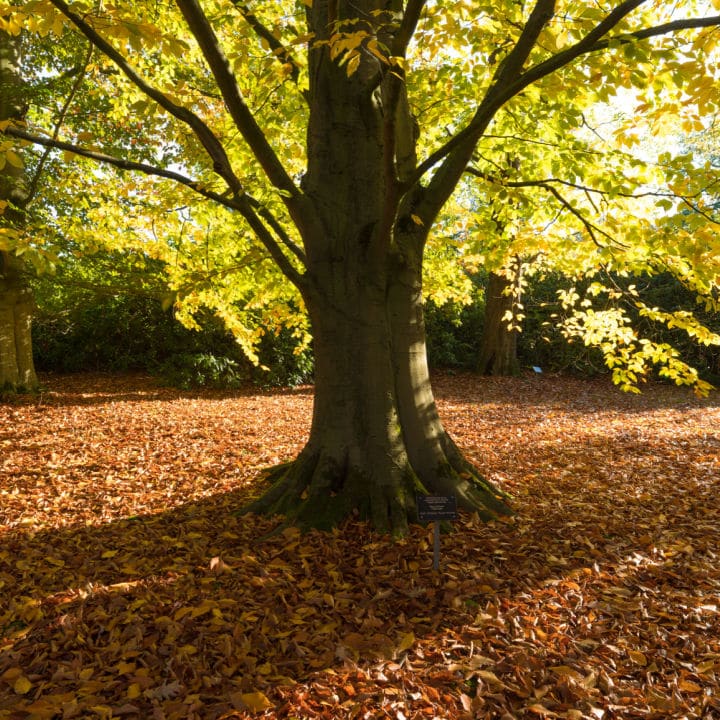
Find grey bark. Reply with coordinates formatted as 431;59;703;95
0;30;37;391
245;0;512;532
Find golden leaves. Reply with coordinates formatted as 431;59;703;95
233;691;274;712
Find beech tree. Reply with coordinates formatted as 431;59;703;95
6;0;720;531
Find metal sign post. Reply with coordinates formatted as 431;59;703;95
416;495;458;570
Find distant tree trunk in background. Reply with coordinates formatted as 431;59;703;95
478;261;522;377
0;30;38;391
0;252;37;389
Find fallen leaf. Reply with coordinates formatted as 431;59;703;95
238;691;274;712
13;676;32;695
628;650;648;666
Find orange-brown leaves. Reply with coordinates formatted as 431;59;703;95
1;372;719;718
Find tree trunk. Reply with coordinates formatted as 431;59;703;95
243;0;512;532
0;30;37;392
0;252;37;390
246;252;512;533
478;265;522;377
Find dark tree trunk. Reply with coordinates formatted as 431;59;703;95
244;0;514;533
244;0;512;532
247;244;511;533
0;30;37;392
478;265;522;377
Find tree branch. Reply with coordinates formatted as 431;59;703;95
391;0;427;57
681;198;720;226
541;183;617;248
10;125;234;205
411;3;720;195
26;41;93;205
231;1;308;102
409;0;560;225
175;0;300;194
511;13;720;99
7;125;307;289
48;0;244;196
488;0;556;90
468;171;674;200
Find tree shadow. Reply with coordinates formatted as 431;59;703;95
3;427;718;717
2;372;314;410
2;372;718;717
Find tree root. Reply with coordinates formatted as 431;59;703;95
241;446;426;535
240;437;513;533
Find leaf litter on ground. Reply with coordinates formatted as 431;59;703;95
1;372;719;719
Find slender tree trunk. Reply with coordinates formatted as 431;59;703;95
0;253;37;389
478;263;522;376
0;30;37;391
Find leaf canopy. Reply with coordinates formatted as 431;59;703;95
4;0;720;390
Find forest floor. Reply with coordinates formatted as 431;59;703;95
1;372;719;720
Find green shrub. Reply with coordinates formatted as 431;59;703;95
424;297;485;370
155;353;244;390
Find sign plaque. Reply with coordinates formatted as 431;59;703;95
416;495;458;570
417;495;458;523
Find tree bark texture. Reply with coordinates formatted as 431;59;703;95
245;0;512;533
478;267;522;377
0;30;37;391
0;252;36;389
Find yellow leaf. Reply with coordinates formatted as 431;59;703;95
5;149;22;168
697;660;717;674
712;0;720;10
396;631;415;654
13;675;32;695
475;670;505;686
346;53;361;76
101;550;118;558
628;650;647;666
316;622;337;634
239;691;273;712
89;706;113;719
1;667;22;682
411;214;424;226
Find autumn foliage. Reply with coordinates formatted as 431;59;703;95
1;373;719;719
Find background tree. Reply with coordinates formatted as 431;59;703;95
478;261;523;376
6;0;720;532
0;28;37;390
